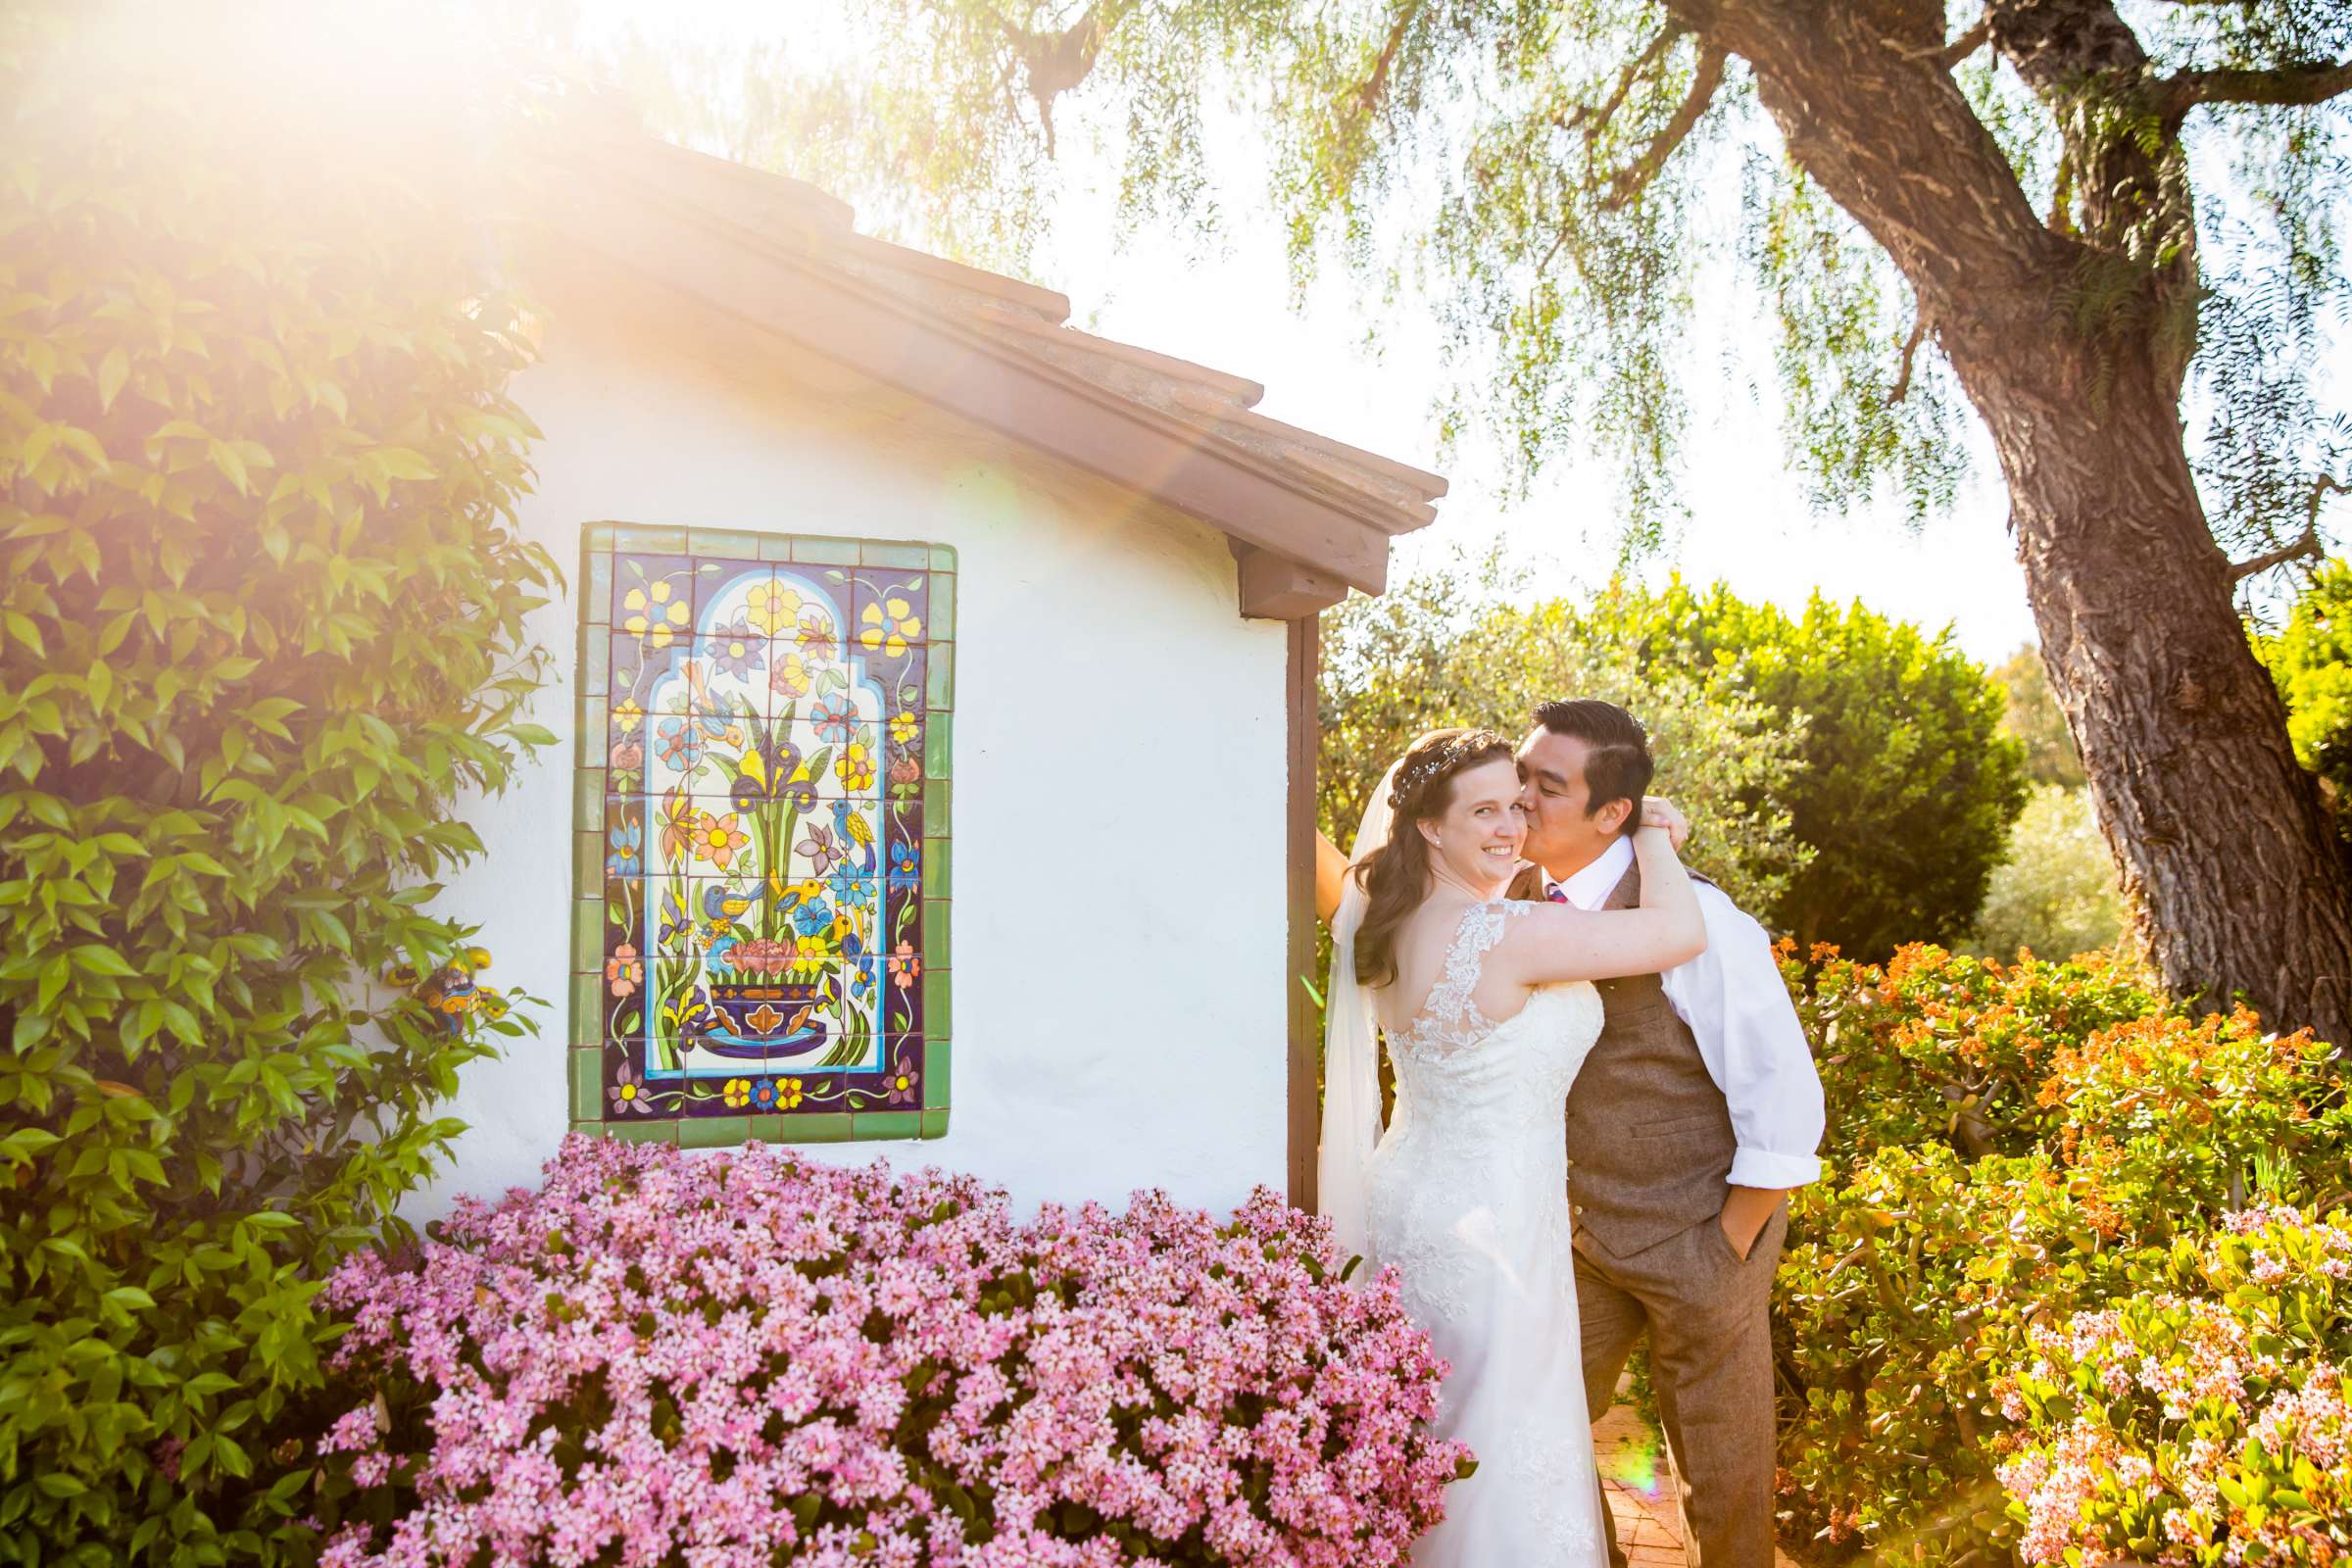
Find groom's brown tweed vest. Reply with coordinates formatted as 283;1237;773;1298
1563;861;1738;1258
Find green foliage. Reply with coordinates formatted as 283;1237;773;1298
2259;559;2352;832
1318;561;2025;956
595;3;2352;551
1773;944;2351;1565
1596;580;2028;958
1971;785;2129;964
0;20;556;1562
1991;646;2085;791
1317;553;1808;915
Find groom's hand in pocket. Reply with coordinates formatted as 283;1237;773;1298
1719;1186;1785;1261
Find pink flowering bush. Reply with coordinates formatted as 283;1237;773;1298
302;1136;1467;1567
1999;1206;2352;1567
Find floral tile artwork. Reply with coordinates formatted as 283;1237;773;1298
572;527;952;1138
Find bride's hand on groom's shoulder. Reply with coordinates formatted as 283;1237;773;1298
1638;796;1690;852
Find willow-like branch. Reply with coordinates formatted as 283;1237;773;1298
2229;528;2323;583
1356;2;1424;114
2163;58;2352;114
2228;477;2347;582
1887;305;1931;405
1600;44;1727;210
1559;25;1683;144
1939;18;1991;69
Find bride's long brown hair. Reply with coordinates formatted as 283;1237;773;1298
1351;727;1518;988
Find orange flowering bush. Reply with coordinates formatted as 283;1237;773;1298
1773;945;2350;1565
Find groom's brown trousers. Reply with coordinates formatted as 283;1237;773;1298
1565;859;1788;1568
1574;1206;1788;1568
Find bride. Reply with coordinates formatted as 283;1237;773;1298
1321;727;1705;1566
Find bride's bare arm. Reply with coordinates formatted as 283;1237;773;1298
1491;825;1706;984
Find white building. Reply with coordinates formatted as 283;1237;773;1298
421;112;1446;1217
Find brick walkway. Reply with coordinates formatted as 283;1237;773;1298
1594;1390;1802;1568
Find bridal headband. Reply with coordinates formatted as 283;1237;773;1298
1387;730;1508;811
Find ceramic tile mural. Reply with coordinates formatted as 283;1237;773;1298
568;525;954;1147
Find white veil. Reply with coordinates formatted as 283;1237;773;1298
1317;760;1399;1269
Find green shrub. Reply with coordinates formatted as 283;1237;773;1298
1970;784;2129;964
1773;946;2350;1565
2259;560;2352;838
1318;551;1810;915
0;22;554;1562
1601;580;2030;959
1991;646;2086;791
1317;561;2030;960
1788;942;2165;1169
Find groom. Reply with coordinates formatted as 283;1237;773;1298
1512;699;1823;1568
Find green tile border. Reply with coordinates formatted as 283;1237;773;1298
922;966;951;1041
569;905;605;973
569;975;603;1046
572;830;604;889
860;540;928;569
923;898;950;970
613;524;688;554
679;1115;753;1150
570;1049;603;1121
925;645;954;710
573;767;608;831
767;1111;854;1144
923;1043;952;1109
575;524;954;1152
791;535;861;566
688;526;753;557
929;573;956;641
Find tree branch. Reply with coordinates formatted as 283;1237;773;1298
1356;2;1424;115
1887;304;1931;405
1558;25;1683;145
2162;58;2352;115
2229;529;2323;583
1600;45;1728;211
1939;18;1991;71
2228;477;2347;583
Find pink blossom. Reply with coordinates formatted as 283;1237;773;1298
307;1135;1469;1565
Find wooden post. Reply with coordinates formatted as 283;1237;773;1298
1286;613;1321;1211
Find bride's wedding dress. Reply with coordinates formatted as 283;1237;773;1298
1369;900;1608;1567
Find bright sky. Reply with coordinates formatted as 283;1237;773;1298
573;1;2236;666
1055;186;2039;662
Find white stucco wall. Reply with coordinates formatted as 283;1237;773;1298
413;310;1293;1220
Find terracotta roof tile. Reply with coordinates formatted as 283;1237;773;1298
534;105;1446;606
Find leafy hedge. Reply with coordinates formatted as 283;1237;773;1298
0;24;554;1562
1773;944;2351;1565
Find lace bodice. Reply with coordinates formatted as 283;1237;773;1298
1370;901;1604;1317
1385;901;1603;1084
1391;902;1535;1058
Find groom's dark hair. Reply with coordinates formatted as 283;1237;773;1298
1533;699;1653;834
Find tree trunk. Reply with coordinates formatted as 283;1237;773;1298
1700;0;2352;1045
1989;349;2352;1048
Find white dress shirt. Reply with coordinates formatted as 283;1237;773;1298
1551;837;1825;1190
